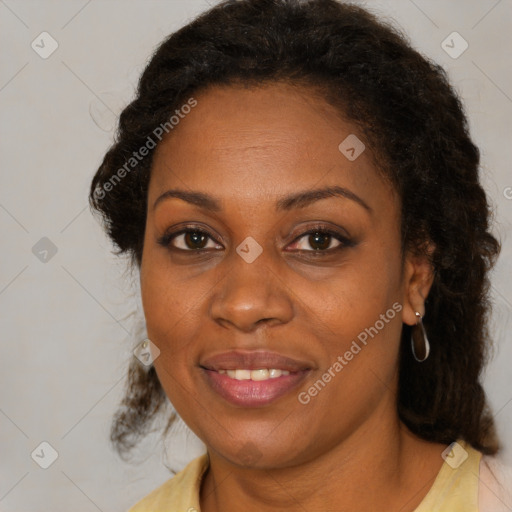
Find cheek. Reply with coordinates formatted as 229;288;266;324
140;258;206;421
293;245;404;405
140;226;207;334
294;273;403;438
299;248;402;342
139;246;199;364
141;270;203;354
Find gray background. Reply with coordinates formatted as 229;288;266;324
1;0;511;510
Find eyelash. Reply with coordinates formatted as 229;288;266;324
157;223;354;255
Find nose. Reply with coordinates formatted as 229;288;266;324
209;248;294;333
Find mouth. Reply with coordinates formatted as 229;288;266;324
199;350;312;407
215;368;291;380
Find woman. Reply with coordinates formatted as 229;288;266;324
89;0;512;510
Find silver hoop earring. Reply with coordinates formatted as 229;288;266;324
411;312;430;362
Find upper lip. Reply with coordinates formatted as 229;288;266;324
200;350;312;372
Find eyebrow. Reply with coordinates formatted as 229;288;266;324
153;185;372;213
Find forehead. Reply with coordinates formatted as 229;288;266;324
149;82;395;213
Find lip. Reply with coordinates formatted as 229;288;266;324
200;350;312;407
200;350;312;372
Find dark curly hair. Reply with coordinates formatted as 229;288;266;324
89;0;501;459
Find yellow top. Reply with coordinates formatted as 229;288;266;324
128;440;483;512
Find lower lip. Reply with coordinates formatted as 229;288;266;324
202;369;309;407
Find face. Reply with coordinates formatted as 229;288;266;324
140;82;427;469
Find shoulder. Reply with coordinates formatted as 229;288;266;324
479;454;512;512
127;453;209;512
414;440;483;511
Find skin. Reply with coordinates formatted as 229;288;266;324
140;81;448;512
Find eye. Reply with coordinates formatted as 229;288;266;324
288;226;353;253
157;226;222;251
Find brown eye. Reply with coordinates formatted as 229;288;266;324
307;232;336;251
158;227;222;251
182;231;209;250
290;229;346;252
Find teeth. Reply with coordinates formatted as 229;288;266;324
235;369;251;380
251;369;269;381
217;368;291;380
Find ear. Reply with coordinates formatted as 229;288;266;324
402;245;435;326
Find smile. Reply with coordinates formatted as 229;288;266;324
217;368;290;380
201;367;310;407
